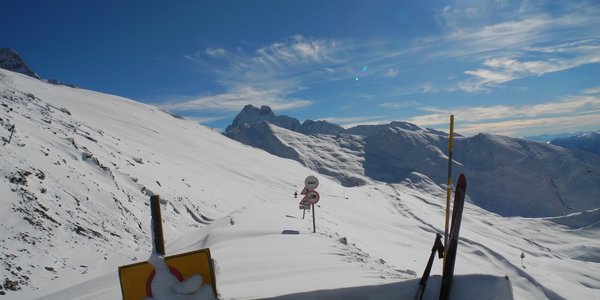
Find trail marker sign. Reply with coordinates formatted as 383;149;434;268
299;198;310;209
304;175;319;190
299;175;321;232
300;187;309;195
305;190;320;205
118;248;217;300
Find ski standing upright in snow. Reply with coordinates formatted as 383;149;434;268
439;173;467;300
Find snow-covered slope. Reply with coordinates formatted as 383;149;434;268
0;68;313;298
1;68;599;299
269;124;370;187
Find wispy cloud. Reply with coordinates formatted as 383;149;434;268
456;112;600;137
173;35;353;114
379;100;419;109
459;43;600;92
183;115;231;124
319;115;391;128
252;35;339;68
440;2;600;92
205;48;227;58
583;87;600;95
383;68;399;78
409;94;600;126
167;1;600;135
160;86;312;112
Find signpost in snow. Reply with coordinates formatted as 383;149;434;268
306;190;320;205
118;195;218;299
118;249;217;300
307;190;320;233
299;198;310;219
304;175;319;190
299;198;311;209
300;176;320;233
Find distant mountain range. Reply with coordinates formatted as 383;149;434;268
525;131;600;155
225;105;600;218
549;131;600;155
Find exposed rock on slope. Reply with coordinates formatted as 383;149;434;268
225;105;301;133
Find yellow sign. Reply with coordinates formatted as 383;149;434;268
118;248;217;299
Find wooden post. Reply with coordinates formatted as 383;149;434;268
443;115;454;267
312;204;316;233
3;125;15;146
150;195;166;255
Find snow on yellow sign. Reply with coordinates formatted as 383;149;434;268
118;248;217;299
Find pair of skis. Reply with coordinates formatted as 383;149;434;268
415;173;467;300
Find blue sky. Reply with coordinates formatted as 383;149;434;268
2;0;599;137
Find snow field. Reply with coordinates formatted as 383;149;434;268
0;69;598;299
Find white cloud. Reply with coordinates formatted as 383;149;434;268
170;35;350;114
409;94;600;127
252;35;340;69
456;112;600;137
319;116;390;128
205;48;227;58
379;100;419;109
160;86;312;112
172;1;600;117
460;68;515;92
184;115;231;123
459;46;600;92
583;87;600;95
435;2;600;93
383;68;399;78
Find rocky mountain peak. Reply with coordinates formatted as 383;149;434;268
228;105;277;130
225;104;303;135
0;48;40;79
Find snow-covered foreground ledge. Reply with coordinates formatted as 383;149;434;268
265;275;514;300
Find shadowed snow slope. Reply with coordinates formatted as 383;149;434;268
1;69;599;300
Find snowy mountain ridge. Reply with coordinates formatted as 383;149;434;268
1;68;599;299
225;105;600;218
550;131;600;155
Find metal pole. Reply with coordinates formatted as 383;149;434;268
443;115;454;266
312;204;316;233
415;234;444;300
303;208;306;219
150;195;166;255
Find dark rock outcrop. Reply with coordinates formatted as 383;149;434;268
0;49;39;79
